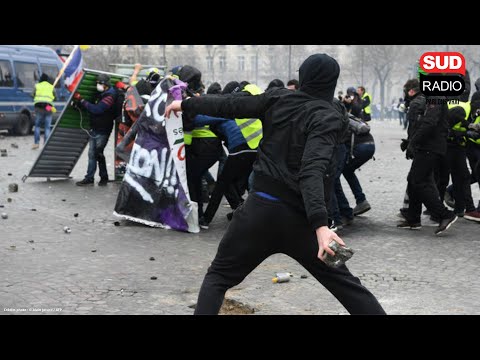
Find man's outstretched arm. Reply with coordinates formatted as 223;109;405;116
165;93;269;120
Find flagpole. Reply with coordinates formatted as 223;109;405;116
53;45;79;88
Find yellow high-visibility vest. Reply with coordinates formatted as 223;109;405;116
192;126;217;138
184;131;193;145
468;115;480;146
362;92;372;115
447;100;471;132
235;83;263;149
34;82;54;105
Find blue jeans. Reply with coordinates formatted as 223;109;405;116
34;110;52;145
85;130;110;181
343;143;375;204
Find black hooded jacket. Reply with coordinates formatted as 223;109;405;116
409;97;449;155
406;91;426;139
182;54;348;229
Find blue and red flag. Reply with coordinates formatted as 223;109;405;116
64;46;89;92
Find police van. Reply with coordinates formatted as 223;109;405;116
0;45;70;135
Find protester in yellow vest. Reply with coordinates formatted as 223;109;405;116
357;86;372;122
31;73;55;149
444;99;480;221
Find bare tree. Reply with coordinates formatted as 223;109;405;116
362;45;407;120
83;45;127;72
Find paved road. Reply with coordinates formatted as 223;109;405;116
1;121;479;315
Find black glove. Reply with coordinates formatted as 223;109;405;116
400;139;409;152
406;144;414;160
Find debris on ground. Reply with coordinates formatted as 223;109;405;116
8;183;18;192
149;257;155;261
219;299;255;315
63;226;71;234
1;213;8;219
150;276;158;280
272;272;292;283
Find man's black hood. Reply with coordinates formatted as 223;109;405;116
222;81;240;95
299;53;340;101
207;82;222;95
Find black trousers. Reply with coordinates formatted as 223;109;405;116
440;144;476;213
186;138;223;218
195;193;386;315
407;151;451;223
434;154;450;202
203;151;257;223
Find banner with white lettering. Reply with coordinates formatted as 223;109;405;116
113;78;199;233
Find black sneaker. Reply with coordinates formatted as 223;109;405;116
434;214;458;235
98;178;109;186
397;220;422;229
76;178;94;186
444;191;455;209
199;217;209;230
353;200;371;216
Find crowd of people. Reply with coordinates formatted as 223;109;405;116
27;53;480;314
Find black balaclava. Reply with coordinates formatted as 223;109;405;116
266;79;285;90
299;53;340;101
178;65;203;93
207;82;222;95
222;81;240;95
40;73;50;83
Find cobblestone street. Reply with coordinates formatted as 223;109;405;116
1;120;479;315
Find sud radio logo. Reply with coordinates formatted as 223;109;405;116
419;52;466;97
